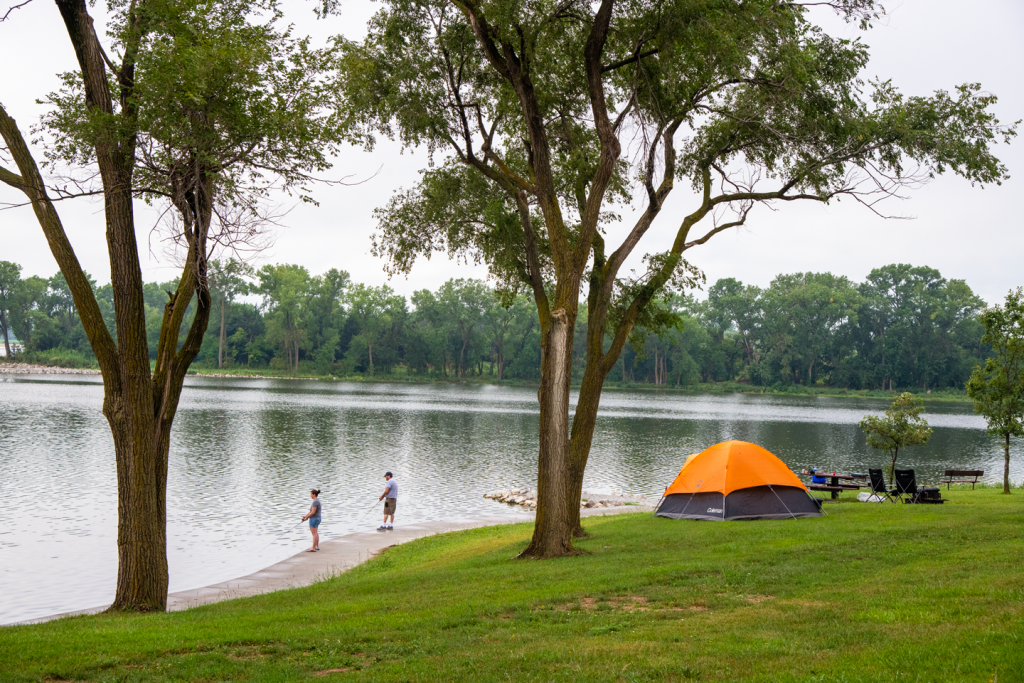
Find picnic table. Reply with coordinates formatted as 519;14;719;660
804;471;867;500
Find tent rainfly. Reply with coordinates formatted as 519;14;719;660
655;440;822;521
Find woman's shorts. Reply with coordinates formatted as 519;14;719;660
309;518;321;528
384;498;396;515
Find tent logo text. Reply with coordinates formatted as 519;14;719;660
707;508;723;513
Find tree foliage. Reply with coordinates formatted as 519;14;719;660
859;392;933;476
967;288;1024;494
39;0;347;254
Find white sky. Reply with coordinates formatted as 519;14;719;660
1;0;1022;303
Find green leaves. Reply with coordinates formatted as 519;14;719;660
859;392;933;474
39;0;351;244
967;288;1024;440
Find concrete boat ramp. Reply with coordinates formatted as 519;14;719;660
17;505;649;625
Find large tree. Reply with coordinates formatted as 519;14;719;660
967;288;1024;495
338;0;1013;556
0;0;345;609
345;282;405;374
208;259;254;369
257;263;312;373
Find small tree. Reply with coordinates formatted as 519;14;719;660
859;392;933;477
966;288;1024;494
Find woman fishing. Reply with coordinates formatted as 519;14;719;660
301;489;322;552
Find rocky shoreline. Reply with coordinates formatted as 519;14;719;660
0;363;100;375
484;488;652;510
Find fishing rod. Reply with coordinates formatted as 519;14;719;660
255;497;379;556
254;518;307;555
355;498;381;524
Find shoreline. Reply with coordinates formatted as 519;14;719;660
12;505;650;627
1;362;973;403
0;363;100;375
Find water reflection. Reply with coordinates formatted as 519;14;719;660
0;375;1018;624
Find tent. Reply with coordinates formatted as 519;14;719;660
655;440;822;521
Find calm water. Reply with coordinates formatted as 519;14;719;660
0;374;1018;624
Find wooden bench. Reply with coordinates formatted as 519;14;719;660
938;470;983;489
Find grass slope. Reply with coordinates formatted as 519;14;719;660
2;489;1022;682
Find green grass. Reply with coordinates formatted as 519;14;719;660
2;489;1023;682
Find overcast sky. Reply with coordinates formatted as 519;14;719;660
2;0;1022;304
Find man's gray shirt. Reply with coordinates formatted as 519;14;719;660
384;479;397;499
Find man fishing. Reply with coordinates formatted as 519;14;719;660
377;471;397;531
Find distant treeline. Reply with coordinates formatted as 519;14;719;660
0;261;990;391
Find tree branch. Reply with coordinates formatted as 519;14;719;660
0;0;33;22
0;101;119;372
601;48;658;74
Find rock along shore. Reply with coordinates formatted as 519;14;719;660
485;488;652;510
0;363;100;375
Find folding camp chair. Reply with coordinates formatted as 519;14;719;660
868;468;897;503
893;469;918;503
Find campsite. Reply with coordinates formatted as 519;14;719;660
2;0;1023;679
2;484;1021;681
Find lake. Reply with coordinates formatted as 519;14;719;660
0;374;1018;625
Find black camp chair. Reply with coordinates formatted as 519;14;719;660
868;468;897;503
893;469;918;503
893;468;946;504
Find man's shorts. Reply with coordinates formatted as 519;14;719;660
309;518;321;528
384;498;397;515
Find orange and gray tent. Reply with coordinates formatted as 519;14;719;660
655;441;821;521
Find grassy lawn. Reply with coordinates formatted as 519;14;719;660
2;488;1022;682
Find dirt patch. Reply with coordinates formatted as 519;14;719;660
314;668;353;676
785;599;828;607
608;596;649;612
688;605;709;612
746;595;775;604
539;596;651;612
226;646;269;661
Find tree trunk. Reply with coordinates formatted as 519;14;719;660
519;309;575;558
107;400;169;610
565;354;611;537
0;311;11;358
367;342;374;375
888;446;899;480
1004;432;1012;495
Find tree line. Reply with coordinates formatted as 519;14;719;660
0;259;990;392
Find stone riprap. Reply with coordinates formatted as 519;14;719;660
484;488;652;510
0;363;100;375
